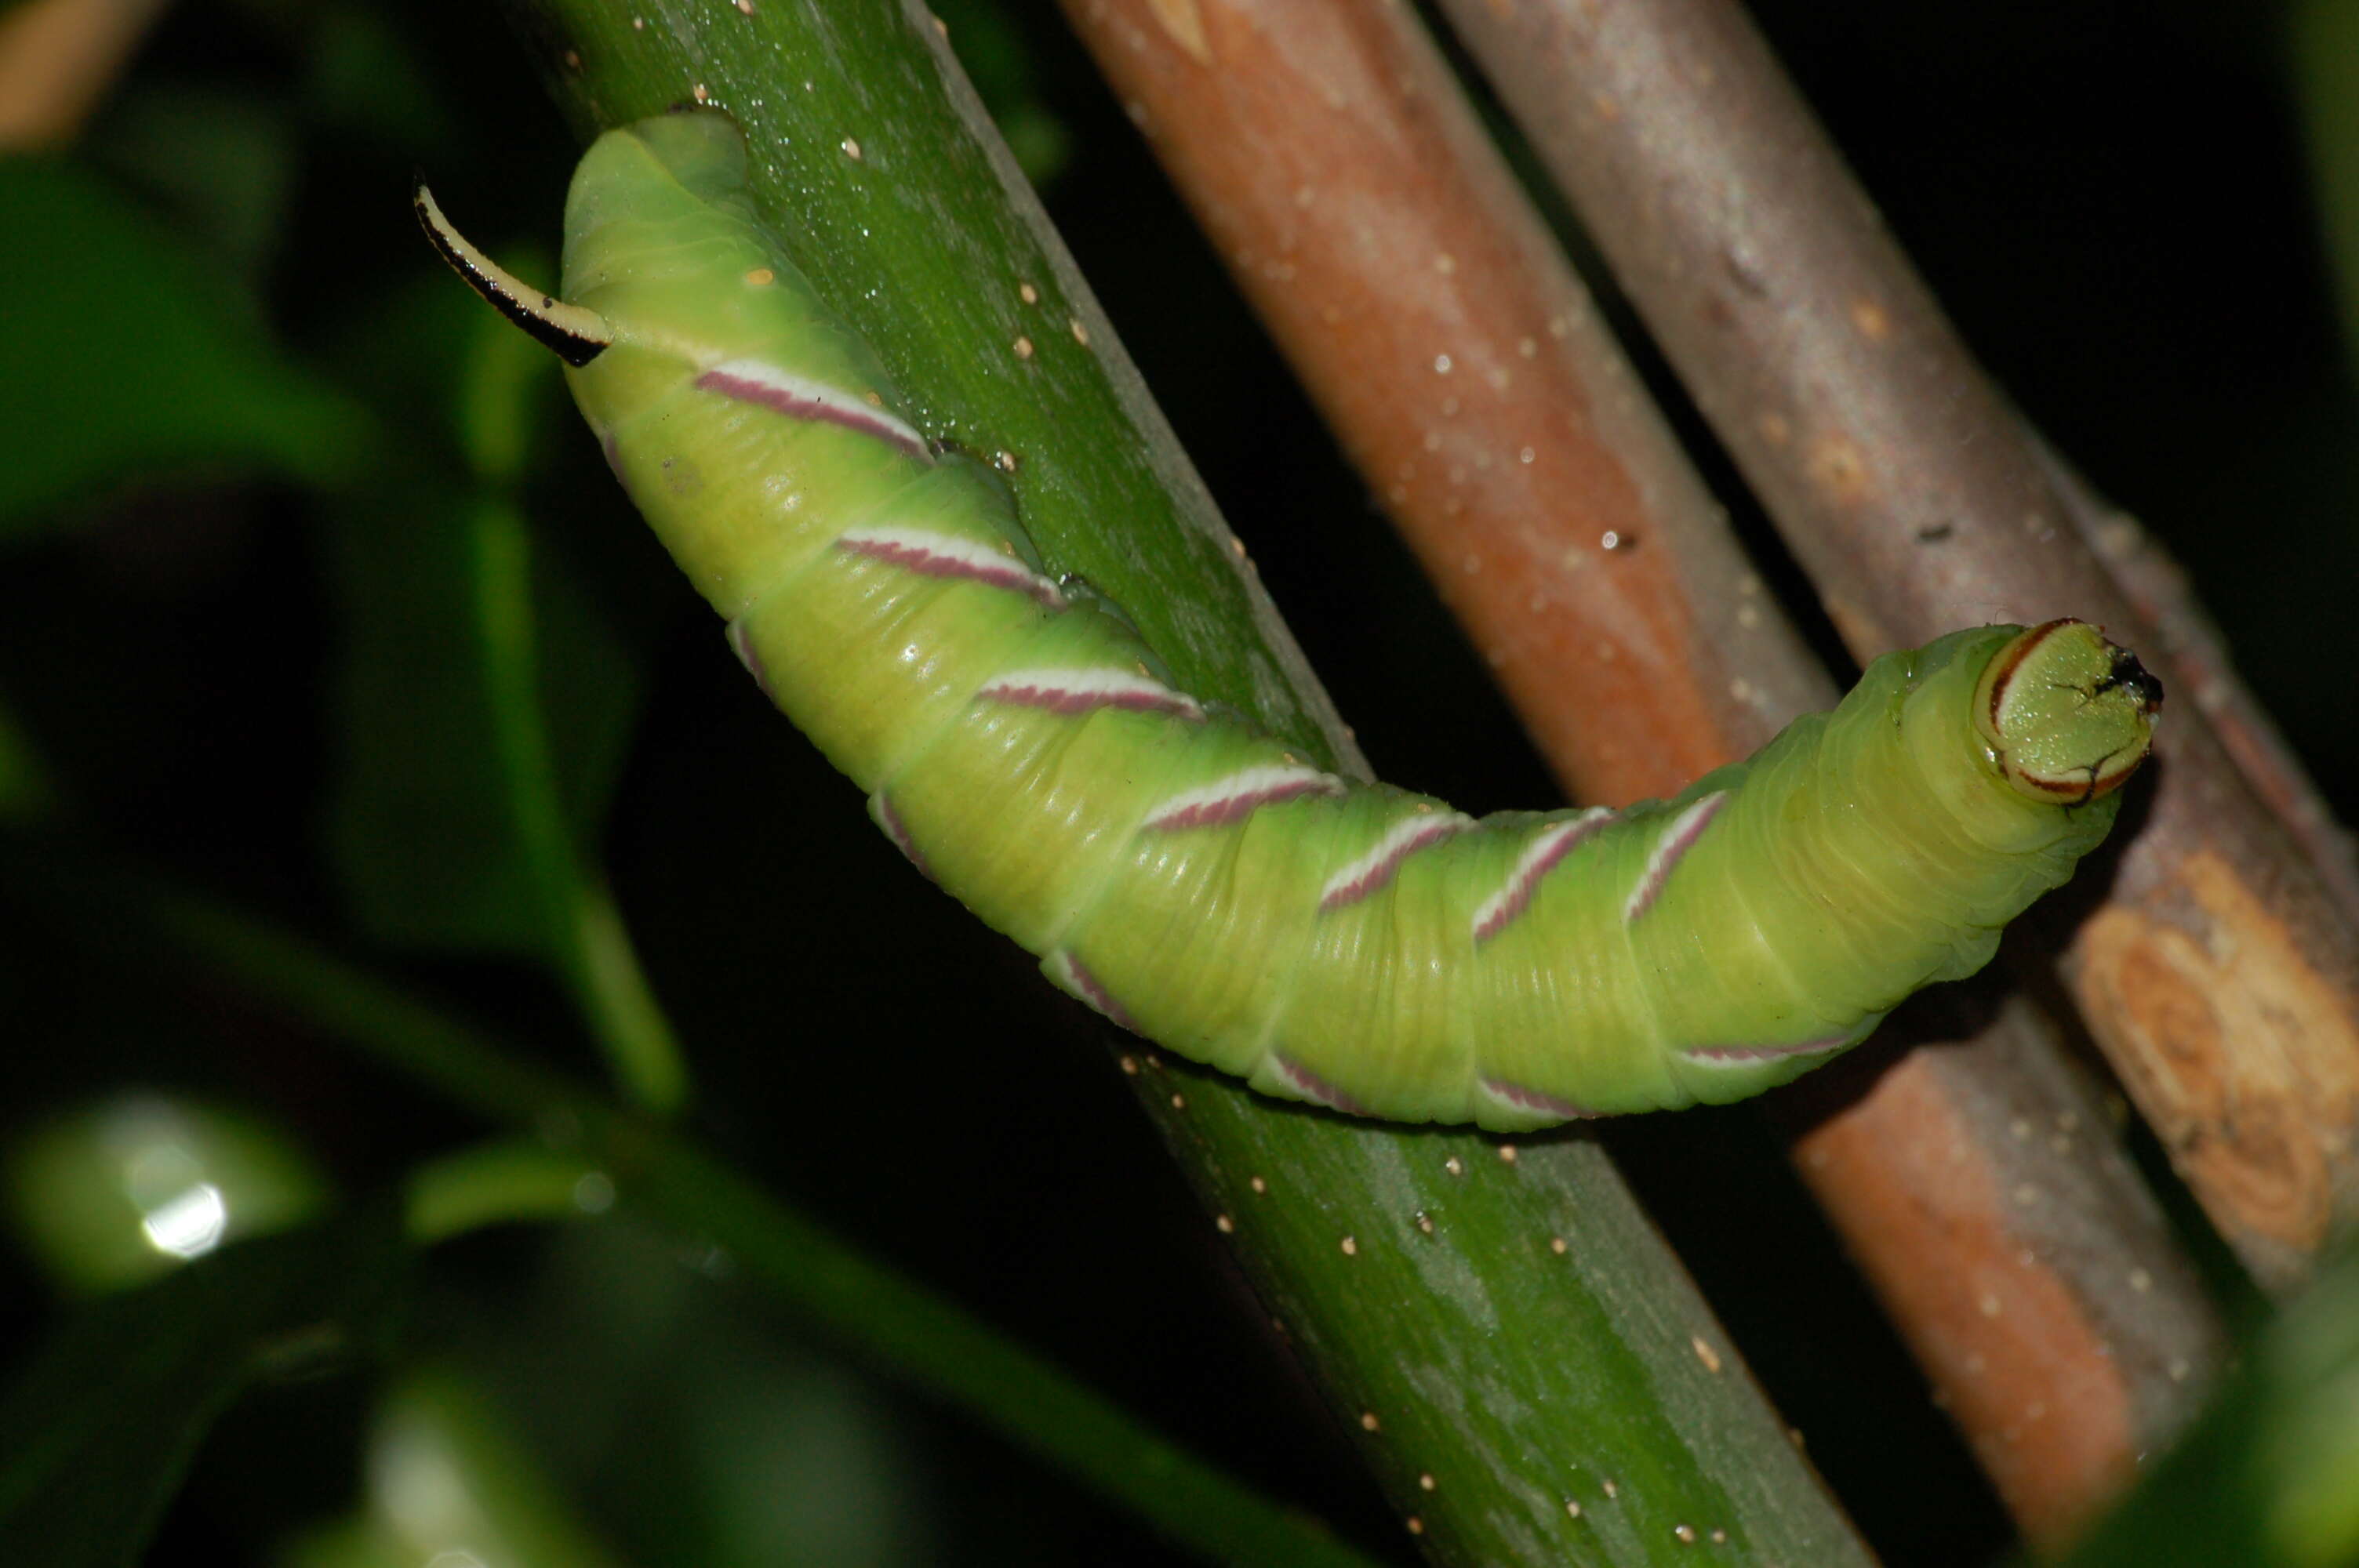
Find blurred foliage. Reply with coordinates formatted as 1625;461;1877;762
0;1204;409;1568
2060;1227;2359;1568
0;154;370;531
280;1366;628;1568
4;1093;329;1295
319;270;649;958
0;0;2351;1564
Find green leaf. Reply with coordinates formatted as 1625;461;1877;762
2056;1235;2359;1565
0;158;371;535
0;1206;409;1567
325;489;637;954
85;83;300;283
2060;1229;2359;1568
321;272;682;1105
322;282;646;958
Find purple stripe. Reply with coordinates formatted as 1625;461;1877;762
1623;792;1729;924
1473;811;1616;944
979;679;1204;720
1682;1034;1852;1065
725;619;771;699
1058;952;1141;1033
1148;776;1341;831
874;793;936;884
693;368;932;462
834;535;1065;609
1271;1053;1370;1118
1320;818;1471;912
1479;1076;1611;1120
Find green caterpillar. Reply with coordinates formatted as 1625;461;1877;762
416;111;2160;1131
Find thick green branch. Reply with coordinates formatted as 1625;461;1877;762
483;1;1879;1560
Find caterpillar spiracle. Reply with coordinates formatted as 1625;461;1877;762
415;111;2161;1131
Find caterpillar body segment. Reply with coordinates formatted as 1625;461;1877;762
416;111;2160;1129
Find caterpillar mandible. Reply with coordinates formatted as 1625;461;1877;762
415;111;2161;1130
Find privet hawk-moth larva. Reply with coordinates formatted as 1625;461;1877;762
415;111;2161;1130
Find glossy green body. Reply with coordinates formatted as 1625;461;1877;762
554;114;2125;1129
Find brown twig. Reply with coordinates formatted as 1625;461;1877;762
1776;993;2219;1540
0;0;172;149
1057;0;2222;1544
2033;441;2359;927
1438;0;2359;1296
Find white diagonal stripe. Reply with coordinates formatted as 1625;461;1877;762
978;667;1205;720
696;357;929;459
834;524;1066;608
1622;792;1728;924
1318;809;1476;912
1470;807;1614;942
1142;764;1343;831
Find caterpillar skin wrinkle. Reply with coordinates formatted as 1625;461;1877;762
416;111;2161;1130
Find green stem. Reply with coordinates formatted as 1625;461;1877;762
467;494;689;1116
405;1139;611;1246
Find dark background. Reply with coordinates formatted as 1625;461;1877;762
0;0;2349;1563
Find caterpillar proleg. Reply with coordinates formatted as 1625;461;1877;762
416;111;2160;1130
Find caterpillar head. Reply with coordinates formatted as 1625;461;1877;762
1972;619;2162;804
